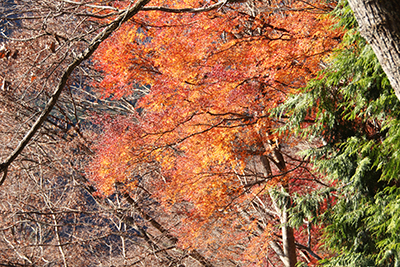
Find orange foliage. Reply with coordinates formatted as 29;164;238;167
88;0;341;265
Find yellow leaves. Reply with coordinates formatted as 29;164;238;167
243;224;273;263
185;73;201;86
92;144;133;194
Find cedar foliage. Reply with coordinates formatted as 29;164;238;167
275;1;400;265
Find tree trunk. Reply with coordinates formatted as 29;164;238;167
261;152;297;267
347;0;400;100
267;192;297;267
281;185;297;267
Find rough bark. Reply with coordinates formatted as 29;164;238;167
347;0;400;100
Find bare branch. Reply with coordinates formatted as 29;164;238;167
0;0;151;187
142;0;227;13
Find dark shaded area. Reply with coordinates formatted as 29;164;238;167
0;0;19;40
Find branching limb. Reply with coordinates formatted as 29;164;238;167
0;0;151;187
142;0;227;13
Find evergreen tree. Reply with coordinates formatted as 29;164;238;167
276;1;400;265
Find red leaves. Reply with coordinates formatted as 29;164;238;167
88;0;342;264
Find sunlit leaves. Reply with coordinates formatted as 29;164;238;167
89;0;341;264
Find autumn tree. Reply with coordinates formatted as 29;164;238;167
0;0;217;266
0;0;344;266
89;0;341;266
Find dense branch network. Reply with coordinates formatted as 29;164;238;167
0;0;339;266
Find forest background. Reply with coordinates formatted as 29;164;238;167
1;0;400;266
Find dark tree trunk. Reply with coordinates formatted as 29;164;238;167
347;0;400;100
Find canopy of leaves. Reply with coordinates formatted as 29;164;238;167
88;0;341;265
